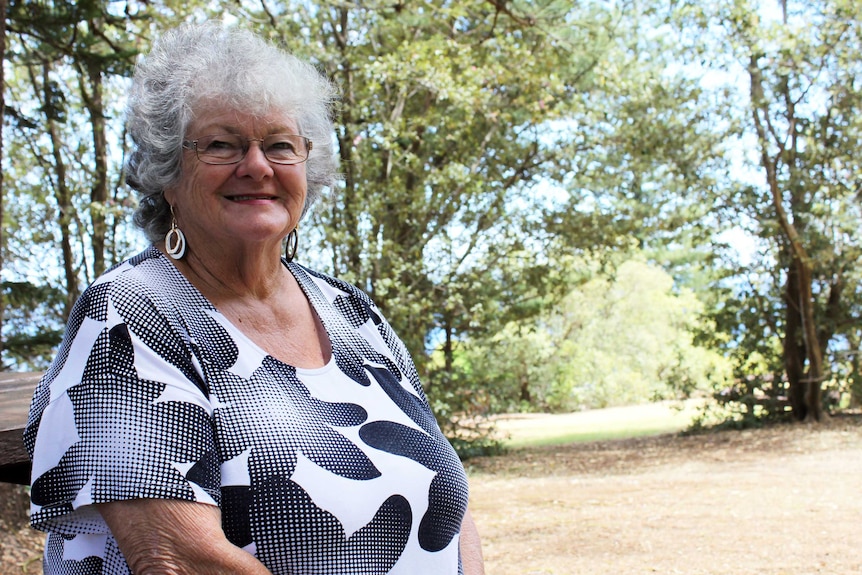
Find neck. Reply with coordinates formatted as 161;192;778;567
160;240;288;302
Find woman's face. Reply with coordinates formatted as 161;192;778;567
165;105;308;255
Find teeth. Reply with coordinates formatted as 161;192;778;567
230;195;274;201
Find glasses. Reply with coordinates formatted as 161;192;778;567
183;134;313;165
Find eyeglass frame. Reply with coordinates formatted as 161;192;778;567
181;133;314;165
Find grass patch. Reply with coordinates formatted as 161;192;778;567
495;401;699;449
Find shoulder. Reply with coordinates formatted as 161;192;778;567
288;262;426;396
73;246;201;322
291;264;373;302
104;246;185;300
54;248;156;337
75;246;165;299
49;247;201;388
289;263;383;323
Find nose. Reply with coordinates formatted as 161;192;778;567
236;140;274;179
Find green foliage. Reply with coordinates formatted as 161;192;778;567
1;1;175;365
3;0;860;445
231;1;665;421
2;281;65;370
457;256;732;413
3;0;151;322
671;0;862;422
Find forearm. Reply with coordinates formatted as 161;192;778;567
460;507;486;575
98;499;272;575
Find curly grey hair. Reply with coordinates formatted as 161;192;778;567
127;22;339;243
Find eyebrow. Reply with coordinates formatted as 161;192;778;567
193;120;300;136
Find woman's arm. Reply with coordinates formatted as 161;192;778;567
98;498;271;575
460;507;486;575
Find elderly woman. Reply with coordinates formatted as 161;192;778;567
25;23;484;575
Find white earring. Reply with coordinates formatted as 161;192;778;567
165;206;187;260
285;227;298;262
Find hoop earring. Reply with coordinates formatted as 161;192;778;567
285;227;298;262
165;206;187;260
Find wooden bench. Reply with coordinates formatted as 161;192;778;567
0;372;41;485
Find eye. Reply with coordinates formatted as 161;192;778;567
266;137;298;153
203;136;242;152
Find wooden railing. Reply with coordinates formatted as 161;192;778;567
0;372;40;484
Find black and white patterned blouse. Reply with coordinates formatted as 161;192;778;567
25;246;469;575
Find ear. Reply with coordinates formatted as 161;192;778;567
163;186;177;206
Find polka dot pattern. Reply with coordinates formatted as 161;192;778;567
26;246;468;574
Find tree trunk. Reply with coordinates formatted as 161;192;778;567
82;59;108;277
796;259;824;422
748;55;825;423
330;7;362;275
39;62;79;319
0;0;6;369
518;372;531;405
783;260;807;419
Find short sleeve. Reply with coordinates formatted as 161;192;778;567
26;269;220;535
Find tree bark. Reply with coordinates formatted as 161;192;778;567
0;0;7;369
329;7;362;275
783;260;807;419
796;261;824;422
38;62;80;319
82;58;108;277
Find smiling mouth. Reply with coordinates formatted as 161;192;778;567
227;195;277;201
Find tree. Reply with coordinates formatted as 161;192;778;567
2;1;153;367
7;1;141;280
675;0;862;422
223;1;626;391
6;1;857;434
463;257;732;413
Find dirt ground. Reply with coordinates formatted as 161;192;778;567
467;414;862;575
2;416;860;574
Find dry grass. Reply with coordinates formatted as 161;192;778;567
467;414;862;574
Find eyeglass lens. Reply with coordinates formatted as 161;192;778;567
193;134;310;165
